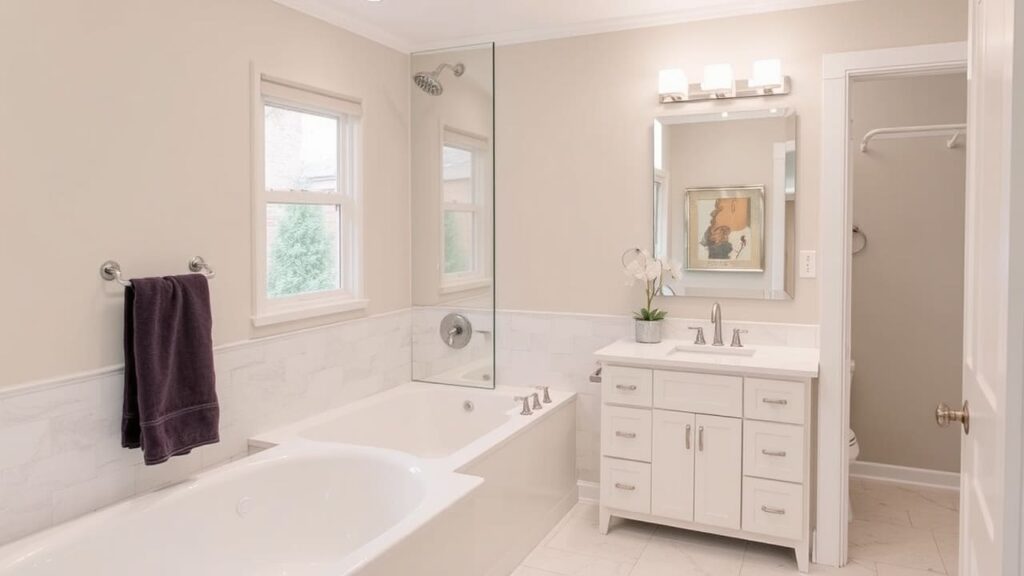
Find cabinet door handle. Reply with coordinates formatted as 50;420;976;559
614;482;636;491
761;505;786;515
761;449;788;457
762;398;788;406
698;426;704;452
616;384;638;391
615;431;636;439
685;424;692;450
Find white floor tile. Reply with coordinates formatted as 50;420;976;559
543;503;654;563
521;546;634;576
848;519;946;573
513;479;958;576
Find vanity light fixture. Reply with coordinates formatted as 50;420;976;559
658;69;689;103
700;64;735;97
658;59;790;104
749;59;784;93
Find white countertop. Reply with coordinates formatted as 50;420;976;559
594;339;820;380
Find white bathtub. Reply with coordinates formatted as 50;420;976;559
0;383;577;576
0;442;481;576
253;382;578;576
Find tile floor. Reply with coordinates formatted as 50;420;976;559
513;478;959;576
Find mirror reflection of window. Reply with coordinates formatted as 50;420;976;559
441;129;489;289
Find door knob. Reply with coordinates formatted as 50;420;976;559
935;400;970;434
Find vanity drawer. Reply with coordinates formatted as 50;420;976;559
602;366;653;407
744;378;806;424
601;457;651;514
743;477;803;540
602;405;653;461
653;370;743;417
743;420;805;483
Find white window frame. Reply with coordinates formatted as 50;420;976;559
252;73;365;326
439;126;491;294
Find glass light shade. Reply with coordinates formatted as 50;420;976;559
700;64;734;92
749;59;783;88
658;68;688;98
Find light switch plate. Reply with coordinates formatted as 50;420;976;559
799;250;817;278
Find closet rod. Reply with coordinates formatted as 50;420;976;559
859;123;967;152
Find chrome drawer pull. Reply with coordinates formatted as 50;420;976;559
761;505;786;515
762;398;789;406
761;449;788;457
616;384;638;391
615;431;637;439
698;426;704;452
685;424;692;450
614;482;636;491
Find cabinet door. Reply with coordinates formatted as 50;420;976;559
651;409;695;521
694;414;742;529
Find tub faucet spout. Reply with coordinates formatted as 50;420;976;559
513;396;533;416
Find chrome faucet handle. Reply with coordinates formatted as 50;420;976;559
530;392;543;410
535;386;552;403
513;396;533;416
688;326;706;345
731;329;749;348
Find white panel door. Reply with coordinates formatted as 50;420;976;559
651;409;695;521
960;0;1024;573
694;414;742;529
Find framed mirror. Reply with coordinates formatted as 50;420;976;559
653;108;796;300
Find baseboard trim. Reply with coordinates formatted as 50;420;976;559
578;480;599;503
850;460;960;491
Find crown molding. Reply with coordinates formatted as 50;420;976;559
275;0;859;54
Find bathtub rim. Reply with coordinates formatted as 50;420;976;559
249;381;578;473
0;440;483;575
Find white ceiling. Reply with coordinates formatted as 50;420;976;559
273;0;857;53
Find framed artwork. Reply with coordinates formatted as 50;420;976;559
685;186;765;272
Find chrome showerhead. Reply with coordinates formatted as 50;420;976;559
413;62;465;96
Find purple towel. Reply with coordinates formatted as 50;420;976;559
122;274;219;465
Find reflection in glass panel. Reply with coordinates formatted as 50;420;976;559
264;105;338;193
265;203;341;298
411;43;495;389
443;211;475;274
443;146;474;204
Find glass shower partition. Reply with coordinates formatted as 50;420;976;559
410;43;495;388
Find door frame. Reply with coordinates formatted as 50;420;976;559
818;41;967;567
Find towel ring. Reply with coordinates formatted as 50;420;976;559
852;226;868;255
101;256;216;286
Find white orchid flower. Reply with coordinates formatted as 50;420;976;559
667;260;683;279
644;261;662;281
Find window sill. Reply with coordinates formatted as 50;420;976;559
439;278;492;295
252;298;370;327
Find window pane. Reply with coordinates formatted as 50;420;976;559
442;145;474;204
266;203;341;298
443;211;475;275
265;104;338;193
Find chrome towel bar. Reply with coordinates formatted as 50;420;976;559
101;256;216;287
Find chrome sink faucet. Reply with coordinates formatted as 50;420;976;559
711;302;724;346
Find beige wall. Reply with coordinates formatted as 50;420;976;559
495;0;966;321
0;0;411;387
850;73;967;472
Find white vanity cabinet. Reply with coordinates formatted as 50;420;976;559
596;342;817;573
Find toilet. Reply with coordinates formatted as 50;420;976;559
848;360;861;521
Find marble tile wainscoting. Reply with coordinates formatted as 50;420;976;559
0;310;411;545
493;310;819;487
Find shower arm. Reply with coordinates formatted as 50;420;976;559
431;62;465;77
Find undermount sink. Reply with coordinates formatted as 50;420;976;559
670;343;757;357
